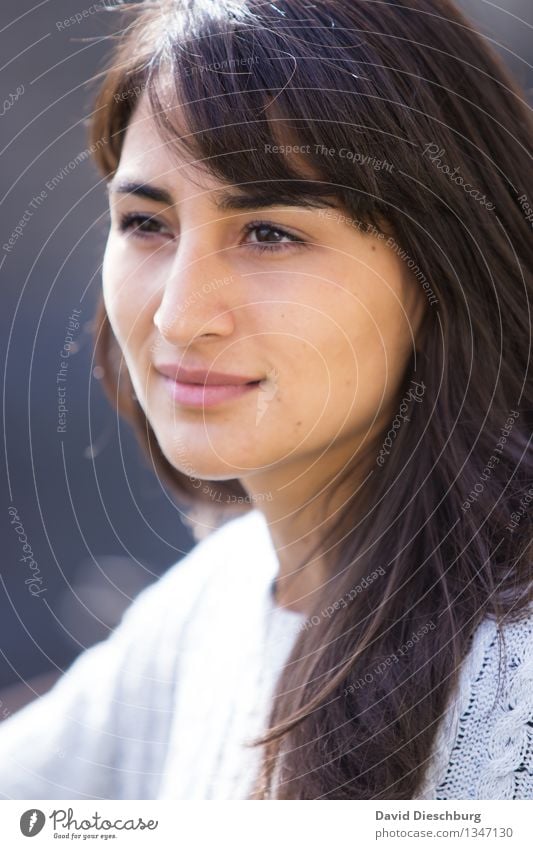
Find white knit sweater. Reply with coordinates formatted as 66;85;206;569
0;509;531;799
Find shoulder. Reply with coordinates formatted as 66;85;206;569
425;605;533;799
463;604;533;711
0;509;272;799
116;507;269;638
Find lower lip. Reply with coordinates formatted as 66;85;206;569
161;377;261;408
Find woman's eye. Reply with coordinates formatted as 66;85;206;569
115;212;306;252
243;221;307;253
116;212;171;239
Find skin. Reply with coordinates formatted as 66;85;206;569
103;94;427;614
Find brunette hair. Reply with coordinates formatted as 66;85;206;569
89;0;532;798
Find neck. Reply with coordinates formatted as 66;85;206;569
240;438;373;616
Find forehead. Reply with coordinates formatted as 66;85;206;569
111;85;349;221
119;91;187;163
116;92;221;196
119;86;326;188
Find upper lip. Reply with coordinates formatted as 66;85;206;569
154;364;261;385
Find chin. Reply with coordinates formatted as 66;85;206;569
158;441;244;482
152;415;264;469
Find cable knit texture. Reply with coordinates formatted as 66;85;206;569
415;608;533;800
419;612;533;799
0;509;531;799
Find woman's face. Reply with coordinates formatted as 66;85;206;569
102;94;426;486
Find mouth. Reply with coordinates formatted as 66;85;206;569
160;375;262;409
152;362;266;409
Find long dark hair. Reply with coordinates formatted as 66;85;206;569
89;0;532;798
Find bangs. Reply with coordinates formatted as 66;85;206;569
95;0;398;231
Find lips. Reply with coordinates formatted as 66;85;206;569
154;363;261;386
153;363;263;409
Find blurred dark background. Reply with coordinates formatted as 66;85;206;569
0;0;199;719
1;0;532;719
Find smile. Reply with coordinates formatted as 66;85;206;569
161;376;262;409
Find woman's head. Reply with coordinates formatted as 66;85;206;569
102;92;427;492
91;0;532;798
92;0;531;515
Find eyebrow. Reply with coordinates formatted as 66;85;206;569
106;178;340;212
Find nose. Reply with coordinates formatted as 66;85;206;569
153;246;236;346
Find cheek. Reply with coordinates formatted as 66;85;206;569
102;238;128;343
277;279;415;428
102;238;158;352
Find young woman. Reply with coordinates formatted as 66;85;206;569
0;0;531;800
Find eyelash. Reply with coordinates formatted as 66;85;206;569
241;219;306;253
116;212;307;253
